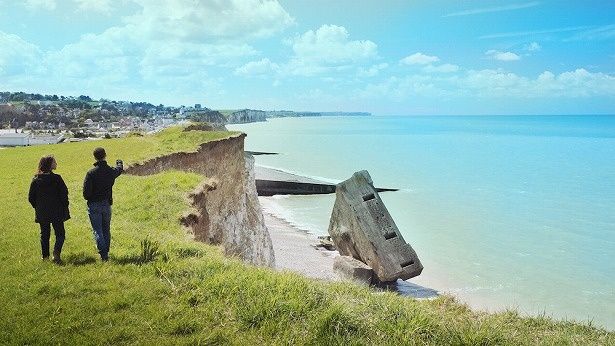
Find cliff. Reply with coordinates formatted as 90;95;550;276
227;109;267;124
220;109;372;124
125;132;275;267
186;109;228;125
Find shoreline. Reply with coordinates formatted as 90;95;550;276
239;117;614;330
262;197;440;299
263;209;339;281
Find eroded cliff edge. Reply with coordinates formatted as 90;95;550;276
125;132;275;267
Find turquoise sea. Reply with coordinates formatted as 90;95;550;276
228;115;615;329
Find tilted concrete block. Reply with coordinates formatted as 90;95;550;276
328;170;423;282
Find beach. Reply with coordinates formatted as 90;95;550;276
261;195;441;299
263;207;339;281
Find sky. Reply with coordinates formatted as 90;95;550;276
0;0;614;115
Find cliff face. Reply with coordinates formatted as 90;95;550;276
227;109;267;124
187;110;228;125
125;133;275;267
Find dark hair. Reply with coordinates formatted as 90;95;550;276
93;147;106;161
37;155;55;174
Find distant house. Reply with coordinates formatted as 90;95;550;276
98;122;112;130
0;133;30;146
36;100;54;106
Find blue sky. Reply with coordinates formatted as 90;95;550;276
0;0;613;115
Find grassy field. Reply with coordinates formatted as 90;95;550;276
0;127;612;345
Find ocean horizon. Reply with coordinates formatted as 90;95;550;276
229;114;615;329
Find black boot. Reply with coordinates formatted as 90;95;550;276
52;250;62;264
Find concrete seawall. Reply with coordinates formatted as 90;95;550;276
255;166;397;196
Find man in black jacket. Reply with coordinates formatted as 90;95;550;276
83;147;123;261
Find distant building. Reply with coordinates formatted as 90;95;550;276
98;122;112;130
0;133;30;146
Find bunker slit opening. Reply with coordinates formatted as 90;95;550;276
400;260;414;268
383;231;397;240
362;193;375;202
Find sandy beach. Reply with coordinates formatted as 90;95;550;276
263;209;340;281
261;197;440;299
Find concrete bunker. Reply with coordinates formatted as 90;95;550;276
328;170;423;283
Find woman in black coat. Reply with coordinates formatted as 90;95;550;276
28;155;70;263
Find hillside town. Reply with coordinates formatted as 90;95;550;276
0;91;370;147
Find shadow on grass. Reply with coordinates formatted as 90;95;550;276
113;253;160;266
113;254;144;266
64;253;97;266
104;238;162;265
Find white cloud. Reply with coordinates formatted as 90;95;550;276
357;63;388;77
485;50;521;61
423;63;460;73
285;24;378;76
479;25;589;39
290;25;377;64
37;0;292;88
444;1;540;17
74;0;113;14
525;42;541;51
463;68;615;97
0;32;42;76
357;68;615;101
44;26;137;80
357;75;453;101
127;0;295;42
400;53;440;65
23;0;56;11
140;42;257;79
234;58;280;76
0;0;297;103
566;24;615;41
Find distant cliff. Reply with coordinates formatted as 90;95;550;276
187;109;228;124
227;109;267;124
224;109;371;124
264;110;371;118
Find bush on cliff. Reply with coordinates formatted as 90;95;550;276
0;127;612;345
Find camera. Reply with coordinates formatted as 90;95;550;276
116;159;123;167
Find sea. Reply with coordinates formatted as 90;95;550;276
228;115;615;330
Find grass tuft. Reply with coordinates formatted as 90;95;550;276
139;237;160;264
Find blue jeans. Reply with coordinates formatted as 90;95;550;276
88;201;112;259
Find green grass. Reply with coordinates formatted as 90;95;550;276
0;127;612;345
